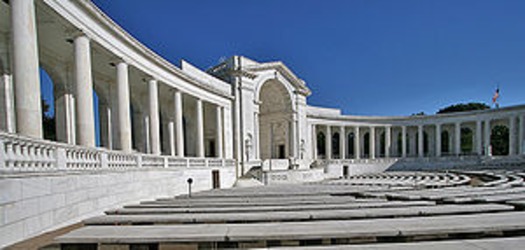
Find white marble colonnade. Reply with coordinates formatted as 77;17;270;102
313;113;525;160
4;0;228;159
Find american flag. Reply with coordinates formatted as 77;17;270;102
492;88;500;103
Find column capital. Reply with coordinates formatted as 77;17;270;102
66;27;92;41
145;76;158;83
71;33;92;44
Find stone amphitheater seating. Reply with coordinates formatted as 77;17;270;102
55;170;525;249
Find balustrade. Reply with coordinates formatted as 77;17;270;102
0;132;234;174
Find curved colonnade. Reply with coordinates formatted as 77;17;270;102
0;1;237;247
0;0;525;248
0;0;233;160
309;105;525;162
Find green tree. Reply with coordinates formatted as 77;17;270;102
436;102;507;155
437;103;490;114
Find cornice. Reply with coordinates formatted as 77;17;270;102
244;62;312;96
69;0;233;100
307;104;525;125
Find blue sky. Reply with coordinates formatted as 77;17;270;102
43;0;525;117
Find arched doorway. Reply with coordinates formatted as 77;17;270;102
258;80;293;160
491;125;509;156
363;132;370;158
441;131;450;155
332;132;340;159
461;127;473;154
347;132;355;158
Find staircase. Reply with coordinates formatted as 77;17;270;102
235;166;264;187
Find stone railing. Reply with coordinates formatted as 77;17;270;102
0;132;236;174
314;158;399;167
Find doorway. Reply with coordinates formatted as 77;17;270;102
212;170;220;189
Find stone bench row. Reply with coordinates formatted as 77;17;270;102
134;196;368;208
57;211;525;245
334;172;470;187
85;204;512;225
106;200;436;214
177;185;379;198
456;170;524;187
418;186;525;203
444;192;525;204
268;236;525;250
361;185;525;201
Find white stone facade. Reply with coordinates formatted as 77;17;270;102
0;0;524;247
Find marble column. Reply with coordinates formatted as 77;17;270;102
484;119;491;156
418;125;424;157
12;0;42;138
168;120;175;156
409;130;416;156
312;125;317;159
391;128;398;157
216;106;223;158
326;126;331;159
254;112;259;159
354;126;360;159
435;124;442;157
55;89;76;144
518;115;525;154
385;126;391;158
290;116;297;158
369;127;375;159
116;61;132;152
1;74;16;133
143;115;150;153
509;116;517;155
74;35;95;147
196;98;204;157
476;120;483;155
454;122;461;155
148;79;160;155
340;126;345;159
174;90;184;157
401;126;407;157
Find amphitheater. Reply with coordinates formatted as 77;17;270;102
1;0;525;249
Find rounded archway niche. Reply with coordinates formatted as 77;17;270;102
258;79;293;160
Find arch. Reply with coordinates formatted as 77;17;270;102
332;132;340;159
254;75;295;105
258;79;294;160
397;132;403;156
491;125;509;156
423;131;429;156
317;131;326;159
460;127;474;154
363;132;370;158
379;132;385;157
347;132;355;158
441;131;450;154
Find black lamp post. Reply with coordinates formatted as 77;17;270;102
187;178;193;197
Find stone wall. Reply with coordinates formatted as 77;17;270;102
0;167;235;248
263;168;325;185
324;160;394;179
